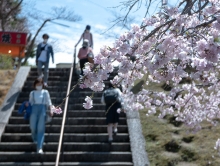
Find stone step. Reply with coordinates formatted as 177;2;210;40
18;91;103;97
30;67;119;73
16;98;70;105
12;110;126;118
0;162;133;166
4;125;128;133
21;86;68;93
14;103;106;110
26;76;70;81
9;117;127;125
30;68;70;72
29;70;115;77
0;152;132;162
23;80;111;87
27;75;114;81
20;85;97;94
1;133;130;142
23;81;69;87
29;71;71;76
0;142;130;152
17;97;103;104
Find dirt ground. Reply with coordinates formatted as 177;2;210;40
0;70;17;106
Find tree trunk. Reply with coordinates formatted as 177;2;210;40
1;19;5;31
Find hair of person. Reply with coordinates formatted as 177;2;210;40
108;82;114;88
86;25;91;30
33;79;44;88
42;33;49;38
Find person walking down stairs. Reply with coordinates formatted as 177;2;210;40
26;79;54;154
36;33;54;87
101;82;123;143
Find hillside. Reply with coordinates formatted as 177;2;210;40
136;79;220;166
0;70;17;106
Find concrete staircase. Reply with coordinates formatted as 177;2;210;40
0;68;133;166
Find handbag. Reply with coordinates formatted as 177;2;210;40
45;113;52;124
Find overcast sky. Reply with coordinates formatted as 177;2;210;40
22;0;169;67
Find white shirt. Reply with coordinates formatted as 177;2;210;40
38;43;48;62
29;89;52;106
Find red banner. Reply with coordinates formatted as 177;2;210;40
0;31;27;46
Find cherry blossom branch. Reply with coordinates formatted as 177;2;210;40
56;83;79;108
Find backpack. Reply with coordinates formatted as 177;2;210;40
104;88;119;104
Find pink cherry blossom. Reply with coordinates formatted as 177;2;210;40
51;106;62;114
56;0;220;155
117;108;121;114
83;96;93;109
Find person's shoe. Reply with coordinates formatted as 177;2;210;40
113;128;118;136
108;138;113;144
44;82;48;87
37;149;44;154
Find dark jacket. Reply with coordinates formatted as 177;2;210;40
18;101;32;120
36;43;54;63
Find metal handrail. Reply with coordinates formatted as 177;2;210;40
55;48;76;166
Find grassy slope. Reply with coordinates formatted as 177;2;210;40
132;77;220;166
0;70;17;106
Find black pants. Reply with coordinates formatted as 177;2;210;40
79;58;89;75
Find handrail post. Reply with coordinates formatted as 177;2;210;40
55;48;76;166
73;47;76;75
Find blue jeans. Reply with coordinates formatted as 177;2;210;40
30;104;46;150
37;60;49;83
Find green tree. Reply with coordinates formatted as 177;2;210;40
0;0;27;32
0;0;81;66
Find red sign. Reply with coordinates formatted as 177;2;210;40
0;31;27;46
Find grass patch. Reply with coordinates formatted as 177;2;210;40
132;75;220;165
140;108;220;165
0;55;13;69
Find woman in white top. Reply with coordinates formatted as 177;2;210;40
75;25;94;48
27;79;54;154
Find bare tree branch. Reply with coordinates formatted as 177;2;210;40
51;6;81;22
21;6;82;65
0;0;24;31
5;0;23;20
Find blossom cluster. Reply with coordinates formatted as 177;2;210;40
51;105;62;114
80;0;220;153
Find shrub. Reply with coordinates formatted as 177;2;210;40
0;54;13;69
